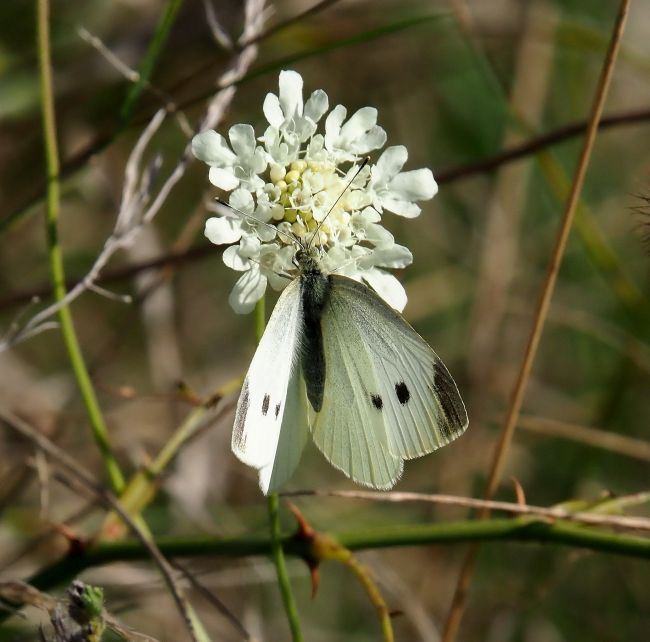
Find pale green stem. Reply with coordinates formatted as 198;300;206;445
255;298;304;642
37;0;125;494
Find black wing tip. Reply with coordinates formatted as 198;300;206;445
432;360;469;439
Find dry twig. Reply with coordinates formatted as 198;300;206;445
0;408;197;642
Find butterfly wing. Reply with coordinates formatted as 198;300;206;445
311;275;467;487
258;363;310;493
232;279;305;471
310;282;404;489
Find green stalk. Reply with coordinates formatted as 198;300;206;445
37;0;125;494
255;298;304;642
19;516;650;604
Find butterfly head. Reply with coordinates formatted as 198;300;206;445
293;246;323;276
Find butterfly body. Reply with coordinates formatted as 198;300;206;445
297;249;330;413
232;247;468;493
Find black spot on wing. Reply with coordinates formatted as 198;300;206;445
395;381;410;405
371;393;383;410
233;379;250;445
261;394;270;416
432;361;467;437
275;403;281;419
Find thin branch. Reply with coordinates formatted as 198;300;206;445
201;0;234;50
173;560;252;641
442;2;631;640
0;409;198;642
2;0;268;352
516;414;650;463
240;0;341;48
77;25;193;137
434;106;650;185
283;490;650;533
0;244;215;311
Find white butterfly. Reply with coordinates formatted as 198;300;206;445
232;242;469;493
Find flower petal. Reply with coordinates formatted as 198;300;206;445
351;126;386;154
366;223;394;246
263;93;284;128
229;188;254;214
208;167;239;191
205;216;242;245
324;104;347;149
192;130;236;166
389;169;438;201
371;243;413;269
223;244;250;271
228;124;256;157
278;70;304;119
378;196;422;218
229;268;267;314
304;89;329;123
372;146;408;184
340;106;377;143
363;269;407;312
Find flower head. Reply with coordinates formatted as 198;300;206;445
192;70;437;314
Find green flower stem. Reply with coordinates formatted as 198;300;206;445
20;516;650;603
255;298;305;642
37;0;125;495
268;493;305;642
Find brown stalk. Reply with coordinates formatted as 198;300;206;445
441;1;631;640
283;489;650;533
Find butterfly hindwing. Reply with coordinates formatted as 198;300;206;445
311;281;404;489
318;275;468;463
232;279;303;469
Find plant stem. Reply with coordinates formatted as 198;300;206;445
254;298;305;641
20;516;650;605
36;0;125;494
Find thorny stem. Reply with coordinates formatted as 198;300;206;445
442;2;631;640
12;516;650;618
37;0;125;494
255;298;305;642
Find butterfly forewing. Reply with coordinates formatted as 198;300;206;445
258;364;310;493
232;279;303;469
323;275;468;461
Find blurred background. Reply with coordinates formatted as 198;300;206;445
1;0;649;640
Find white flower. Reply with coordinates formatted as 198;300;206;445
224;240;295;313
324;105;387;162
192;125;266;191
369;146;438;218
192;70;438;314
263;70;329;144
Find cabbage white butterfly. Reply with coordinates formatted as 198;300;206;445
230;197;468;493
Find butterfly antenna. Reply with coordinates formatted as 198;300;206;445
307;157;370;249
214;198;300;248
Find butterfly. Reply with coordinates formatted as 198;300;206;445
231;241;469;493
